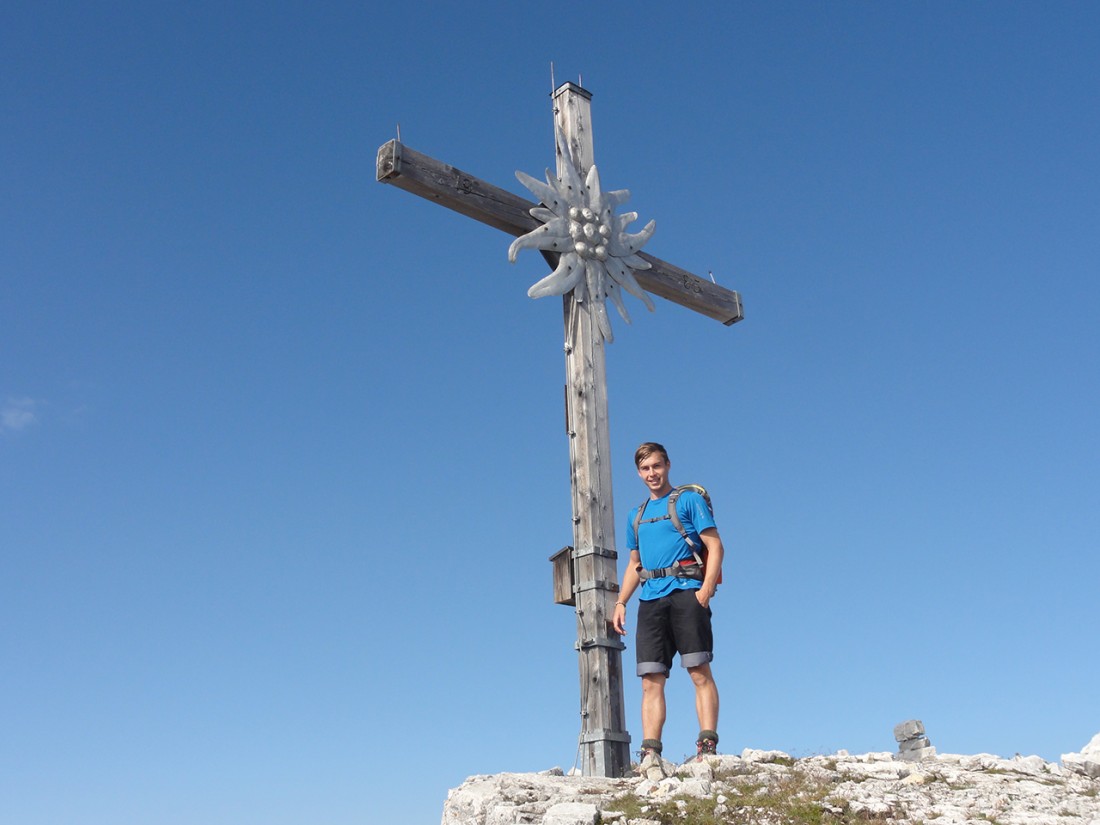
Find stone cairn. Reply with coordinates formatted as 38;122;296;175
894;719;937;761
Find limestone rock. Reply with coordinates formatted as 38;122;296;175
441;748;1100;825
541;802;599;825
899;736;932;752
896;745;937;762
1063;731;1100;779
677;777;711;798
894;719;925;741
894;718;936;762
739;747;792;764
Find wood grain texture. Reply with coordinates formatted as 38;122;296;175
377;139;743;325
555;83;631;779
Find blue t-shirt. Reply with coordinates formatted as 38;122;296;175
626;489;716;601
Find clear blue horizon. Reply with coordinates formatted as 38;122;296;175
3;3;1098;823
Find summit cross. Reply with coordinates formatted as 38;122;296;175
376;82;743;777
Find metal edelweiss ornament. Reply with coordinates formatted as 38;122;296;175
508;126;656;342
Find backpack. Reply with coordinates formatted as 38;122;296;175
632;484;722;583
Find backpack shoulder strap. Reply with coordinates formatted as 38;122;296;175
666;487;690;547
668;484;712;551
632;497;650;547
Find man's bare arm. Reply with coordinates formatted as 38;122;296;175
612;550;642;635
695;527;724;609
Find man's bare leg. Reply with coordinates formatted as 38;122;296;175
638;672;669;777
641;672;668;742
688;662;719;733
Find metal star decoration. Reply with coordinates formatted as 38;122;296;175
508;127;656;342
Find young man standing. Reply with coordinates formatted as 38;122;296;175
612;442;725;774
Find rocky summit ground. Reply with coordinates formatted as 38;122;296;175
441;747;1100;825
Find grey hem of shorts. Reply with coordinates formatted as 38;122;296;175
637;651;713;677
680;651;713;669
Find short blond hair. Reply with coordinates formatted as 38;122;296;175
634;442;670;467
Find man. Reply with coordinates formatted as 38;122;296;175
612;442;725;774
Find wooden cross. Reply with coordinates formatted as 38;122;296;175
377;82;742;778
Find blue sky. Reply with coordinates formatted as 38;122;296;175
3;2;1098;823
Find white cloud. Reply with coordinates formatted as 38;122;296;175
1;397;39;433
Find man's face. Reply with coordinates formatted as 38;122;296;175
637;454;672;498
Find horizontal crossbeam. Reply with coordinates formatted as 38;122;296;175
377;139;744;326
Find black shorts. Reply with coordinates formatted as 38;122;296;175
635;588;714;676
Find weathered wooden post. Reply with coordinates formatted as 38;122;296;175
553;83;630;777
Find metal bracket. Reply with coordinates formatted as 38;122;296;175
571;545;617;560
575;637;626;652
578;729;631;745
573;578;619;594
376;139;402;182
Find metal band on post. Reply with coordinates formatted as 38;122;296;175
578;729;631;745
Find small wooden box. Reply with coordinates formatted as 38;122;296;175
549;545;575;606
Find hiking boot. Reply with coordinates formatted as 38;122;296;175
639;749;667;780
637;739;667;781
695;730;718;761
